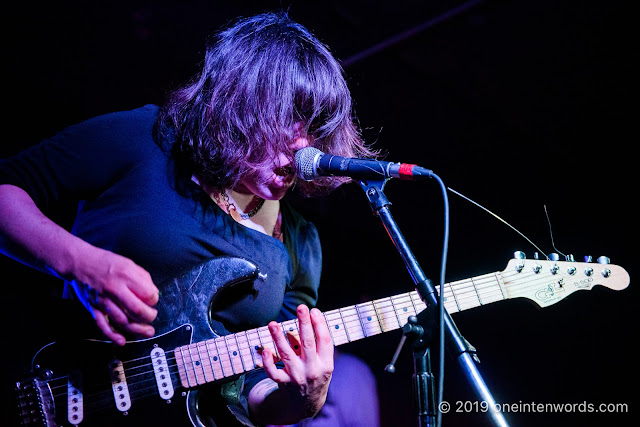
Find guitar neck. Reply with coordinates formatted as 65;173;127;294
174;270;506;388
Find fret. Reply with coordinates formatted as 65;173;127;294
252;327;265;350
378;299;399;330
338;309;351;342
207;339;225;379
391;293;416;325
281;319;299;337
237;331;256;370
389;295;403;328
355;302;383;336
449;279;481;311
233;332;251;373
257;326;278;359
475;274;504;304
341;306;366;341
224;334;244;374
438;284;458;312
196;341;213;383
471;278;482;305
494;272;508;300
174;346;191;388
214;336;234;377
221;336;238;375
245;329;264;368
410;292;428;313
372;300;389;333
325;309;349;345
351;305;368;339
408;291;420;319
203;339;219;381
182;345;198;387
448;282;462;312
281;319;302;354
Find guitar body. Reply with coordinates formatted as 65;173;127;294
16;256;260;427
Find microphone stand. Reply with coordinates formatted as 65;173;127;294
358;178;508;427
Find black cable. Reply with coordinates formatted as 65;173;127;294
432;173;449;427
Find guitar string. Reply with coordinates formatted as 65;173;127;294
44;296;420;401
42;268;582;408
447;187;548;259
40;280;489;397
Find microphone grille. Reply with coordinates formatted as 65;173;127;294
294;147;323;181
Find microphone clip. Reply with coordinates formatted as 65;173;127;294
358;179;391;215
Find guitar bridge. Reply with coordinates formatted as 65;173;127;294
16;376;56;426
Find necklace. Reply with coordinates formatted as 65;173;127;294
219;191;265;220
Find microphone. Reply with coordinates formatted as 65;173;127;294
295;147;433;181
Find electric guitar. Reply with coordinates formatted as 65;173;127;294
15;255;629;426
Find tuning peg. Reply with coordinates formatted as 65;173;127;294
548;253;560;261
565;254;575;262
597;256;610;265
584;255;593;263
513;251;526;259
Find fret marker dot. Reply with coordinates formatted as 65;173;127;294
233;351;238;356
255;345;260;350
367;316;372;321
335;325;340;329
195;361;200;366
289;327;294;331
213;356;218;361
403;307;408;312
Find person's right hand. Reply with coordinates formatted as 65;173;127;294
70;247;159;346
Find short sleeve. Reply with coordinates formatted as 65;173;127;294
0;105;160;210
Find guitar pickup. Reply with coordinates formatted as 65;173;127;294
109;359;132;412
67;370;84;425
151;347;174;400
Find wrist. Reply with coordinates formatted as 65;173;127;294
248;379;325;425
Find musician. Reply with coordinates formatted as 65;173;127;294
0;11;376;426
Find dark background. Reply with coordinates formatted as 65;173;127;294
2;1;636;426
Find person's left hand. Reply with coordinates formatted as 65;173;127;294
261;304;334;418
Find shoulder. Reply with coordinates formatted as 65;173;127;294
58;104;162;159
68;104;160;137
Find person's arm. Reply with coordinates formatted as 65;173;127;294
248;305;334;425
0;184;159;345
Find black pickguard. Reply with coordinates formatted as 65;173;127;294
15;256;260;427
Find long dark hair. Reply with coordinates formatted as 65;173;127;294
156;11;376;196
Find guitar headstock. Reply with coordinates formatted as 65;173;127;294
501;253;630;308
